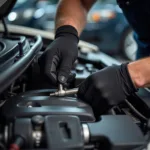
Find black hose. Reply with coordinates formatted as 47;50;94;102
0;142;6;150
0;35;43;94
1;18;8;36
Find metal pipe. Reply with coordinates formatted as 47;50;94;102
82;124;90;144
50;88;78;97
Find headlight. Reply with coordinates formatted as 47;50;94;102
34;8;45;19
23;9;34;19
8;12;18;22
88;10;116;23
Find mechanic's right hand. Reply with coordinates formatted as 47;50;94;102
39;25;79;85
77;63;138;117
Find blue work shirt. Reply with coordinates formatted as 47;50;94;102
117;0;150;59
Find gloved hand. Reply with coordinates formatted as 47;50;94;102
39;25;79;85
77;63;138;117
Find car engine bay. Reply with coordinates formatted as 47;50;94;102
0;1;150;150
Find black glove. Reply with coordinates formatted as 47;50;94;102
39;25;79;85
77;63;138;117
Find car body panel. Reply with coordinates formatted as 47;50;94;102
81;2;130;54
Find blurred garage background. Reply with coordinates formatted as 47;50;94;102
6;0;137;61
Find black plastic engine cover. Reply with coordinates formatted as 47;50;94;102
1;89;95;123
88;115;145;150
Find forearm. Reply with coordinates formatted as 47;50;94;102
128;57;150;88
55;0;96;35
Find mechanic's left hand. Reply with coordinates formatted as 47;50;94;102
77;63;137;117
38;25;79;86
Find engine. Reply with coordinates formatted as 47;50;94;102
0;1;150;150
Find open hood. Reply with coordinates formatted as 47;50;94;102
0;0;17;19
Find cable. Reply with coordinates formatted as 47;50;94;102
0;142;6;150
9;136;24;150
125;99;148;121
1;18;8;36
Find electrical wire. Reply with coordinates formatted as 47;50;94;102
125;99;148;121
0;142;6;150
